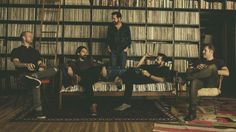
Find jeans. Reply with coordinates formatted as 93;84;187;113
187;64;219;111
110;51;127;69
19;67;57;112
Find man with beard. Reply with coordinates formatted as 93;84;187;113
184;44;229;121
62;46;107;116
106;11;131;69
114;53;173;111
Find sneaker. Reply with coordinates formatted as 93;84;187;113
24;75;41;88
114;103;131;111
114;76;123;90
35;111;46;119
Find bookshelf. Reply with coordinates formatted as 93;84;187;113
1;0;236;91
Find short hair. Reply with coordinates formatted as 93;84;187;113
20;31;32;41
203;44;215;52
75;46;87;55
111;11;122;18
157;53;168;62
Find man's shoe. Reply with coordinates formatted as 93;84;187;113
90;103;97;116
24;75;41;88
114;103;131;111
114;76;123;89
35;111;46;119
184;112;196;121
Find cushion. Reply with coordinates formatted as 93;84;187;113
197;88;221;97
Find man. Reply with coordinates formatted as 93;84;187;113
184;44;229;121
62;46;107;116
11;31;57;119
114;53;173;111
107;11;131;69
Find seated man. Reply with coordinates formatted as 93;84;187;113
184;44;229;121
11;31;57;119
62;46;107;116
114;53;173;111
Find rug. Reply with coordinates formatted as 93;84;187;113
159;97;236;129
153;123;236;132
12;98;178;122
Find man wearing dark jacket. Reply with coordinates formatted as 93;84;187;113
107;11;131;69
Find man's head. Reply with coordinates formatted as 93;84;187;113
202;44;215;60
75;46;88;59
20;31;33;44
111;12;122;25
155;53;167;66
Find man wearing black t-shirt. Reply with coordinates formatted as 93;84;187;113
62;46;107;116
11;31;57;119
114;53;173;111
184;44;229;121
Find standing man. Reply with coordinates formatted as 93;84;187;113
11;31;57;119
107;11;131;69
184;44;229;121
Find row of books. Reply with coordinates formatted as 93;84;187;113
93;0;118;7
40;42;62;55
133;82;173;92
147;27;173;40
119;0;146;7
64;9;90;22
64;25;90;38
0;8;7;20
130;26;146;40
0;57;15;70
8;8;35;21
42;58;59;67
174;12;199;25
175;28;200;41
7;24;34;37
174;0;199;9
93;81;125;92
39;25;62;38
8;0;35;4
147;11;173;24
6;41;21;54
174;59;189;72
121;10;146;23
200;0;223;10
174;43;199;57
0;24;6;37
226;1;236;10
147;0;173;8
0;40;6;54
126;59;139;68
92;26;108;38
39;8;62;22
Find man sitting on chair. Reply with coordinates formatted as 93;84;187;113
184;44;229;121
11;31;58;119
62;46;107;116
114;53;173;111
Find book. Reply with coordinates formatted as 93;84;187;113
8;8;35;20
147;11;173;24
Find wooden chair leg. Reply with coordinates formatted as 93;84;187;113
59;92;62;109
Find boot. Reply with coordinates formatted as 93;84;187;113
184;107;197;121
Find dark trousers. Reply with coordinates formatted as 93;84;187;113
121;68;154;104
62;66;103;105
187;64;219;111
20;68;57;111
110;51;127;69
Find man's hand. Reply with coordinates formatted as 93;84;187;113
67;66;74;77
26;63;35;71
142;70;151;77
123;47;128;52
196;64;208;70
108;46;111;53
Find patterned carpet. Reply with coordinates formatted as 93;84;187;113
11;97;178;122
153;97;236;131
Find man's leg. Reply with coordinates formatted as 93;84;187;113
111;52;117;68
118;51;127;69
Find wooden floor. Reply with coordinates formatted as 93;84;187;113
0;96;154;132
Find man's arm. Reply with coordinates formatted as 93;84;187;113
218;66;229;76
12;58;35;71
136;53;150;67
141;70;165;82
